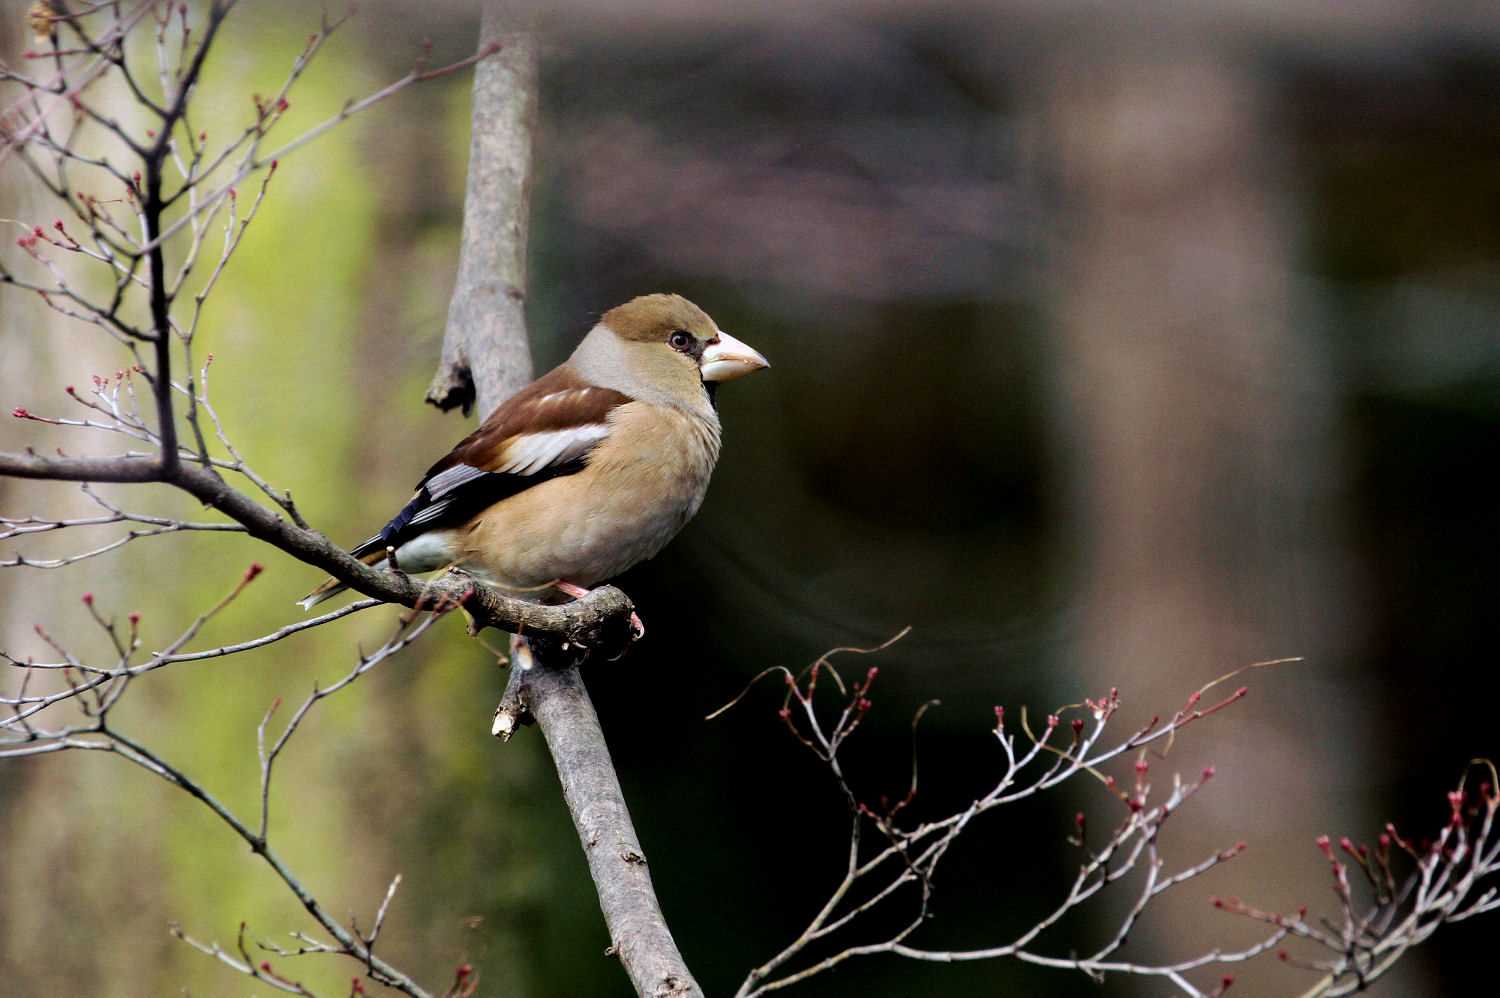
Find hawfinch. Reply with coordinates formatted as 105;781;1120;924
299;294;768;613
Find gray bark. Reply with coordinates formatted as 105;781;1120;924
427;8;538;417
432;7;702;996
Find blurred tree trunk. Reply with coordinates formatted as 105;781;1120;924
0;20;173;993
1037;45;1369;993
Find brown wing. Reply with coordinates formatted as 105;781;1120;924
352;365;632;558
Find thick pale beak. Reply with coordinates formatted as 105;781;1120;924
700;330;770;383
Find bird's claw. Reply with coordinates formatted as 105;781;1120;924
605;611;645;662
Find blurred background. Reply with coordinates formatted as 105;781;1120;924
3;1;1499;995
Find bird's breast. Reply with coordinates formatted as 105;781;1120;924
461;402;721;591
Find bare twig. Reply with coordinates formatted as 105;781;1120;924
5;610;441;997
729;649;1283;998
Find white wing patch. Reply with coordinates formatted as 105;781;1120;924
498;424;611;475
423;463;490;500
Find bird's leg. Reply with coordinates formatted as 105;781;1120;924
553;580;646;641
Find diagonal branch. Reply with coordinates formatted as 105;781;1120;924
0;448;633;647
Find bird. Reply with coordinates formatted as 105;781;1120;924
297;293;769;628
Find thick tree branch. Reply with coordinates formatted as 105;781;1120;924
0;449;631;646
430;6;702;996
426;7;538;416
0;451;162;482
525;665;699;998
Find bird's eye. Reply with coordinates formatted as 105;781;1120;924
668;331;694;352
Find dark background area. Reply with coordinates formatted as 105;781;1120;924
4;2;1499;996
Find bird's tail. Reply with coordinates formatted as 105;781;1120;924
297;545;386;611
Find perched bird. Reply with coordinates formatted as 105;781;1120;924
298;294;769;621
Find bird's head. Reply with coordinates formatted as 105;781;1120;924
591;294;769;403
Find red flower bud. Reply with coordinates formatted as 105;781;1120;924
82;592;93;606
244;562;264;582
128;612;141;626
11;407;28;418
1201;765;1216;781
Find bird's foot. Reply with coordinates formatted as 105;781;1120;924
553;580;645;648
605;612;646;662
